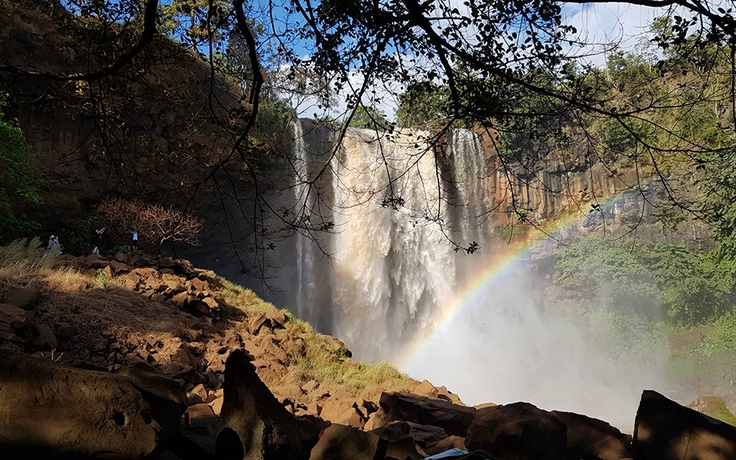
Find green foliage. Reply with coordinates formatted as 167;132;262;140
558;238;728;323
395;81;452;129
639;244;725;323
0;100;41;242
558;238;660;316
95;268;109;288
699;313;736;357
348;105;389;129
700;149;736;269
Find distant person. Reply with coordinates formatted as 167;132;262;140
46;235;55;253
52;235;61;255
131;229;138;250
91;227;105;255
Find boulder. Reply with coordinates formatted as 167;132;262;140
308;424;383;460
220;349;326;460
108;260;130;274
552;410;632;460
371;391;476;437
371;421;454;455
0;303;28;326
2;288;41;310
633;389;736;459
465;402;568;460
413;380;440;399
322;335;352;358
687;395;736;426
248;308;287;335
359;385;385;406
437;385;464;406
319;399;354;422
83;253;103;267
31;322;58;349
112;367;188;406
308;424;421;460
0;349;185;459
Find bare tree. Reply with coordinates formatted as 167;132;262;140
97;197;204;250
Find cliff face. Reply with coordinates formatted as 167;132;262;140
0;0;247;203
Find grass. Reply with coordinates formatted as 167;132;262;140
0;238;55;277
699;313;736;357
292;348;406;395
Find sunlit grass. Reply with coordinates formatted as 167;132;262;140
0;238;55;277
39;266;90;293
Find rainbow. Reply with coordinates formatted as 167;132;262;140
394;196;625;370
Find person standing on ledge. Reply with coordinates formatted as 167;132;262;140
91;227;105;255
131;229;138;250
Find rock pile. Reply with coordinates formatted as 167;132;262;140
2;254;736;459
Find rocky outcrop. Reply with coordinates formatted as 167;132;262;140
633;390;736;459
466;402;568;460
552;411;632;460
5;253;736;460
308;424;421;460
0;349;185;459
368;391;476;437
220;349;326;460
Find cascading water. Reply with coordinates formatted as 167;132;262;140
288;124;489;361
291;120;317;322
282;119;666;429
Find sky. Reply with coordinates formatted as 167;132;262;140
279;1;666;120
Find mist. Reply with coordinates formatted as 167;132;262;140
402;261;669;431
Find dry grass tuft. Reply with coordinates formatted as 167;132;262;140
0;238;55;278
39;267;91;293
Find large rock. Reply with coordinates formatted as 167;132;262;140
633;389;736;459
369;421;460;456
2;288;41;310
552;410;631;460
219;349;326;460
0;350;185;459
370;392;476;437
465;402;568;460
0;303;28;326
308;424;421;460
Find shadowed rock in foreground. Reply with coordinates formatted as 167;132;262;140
0;349;185;459
219;349;327;460
634;389;736;459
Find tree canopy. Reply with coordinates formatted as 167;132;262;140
1;0;736;278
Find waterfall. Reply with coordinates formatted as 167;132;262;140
291;120;317;322
285;119;667;429
289;123;492;361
